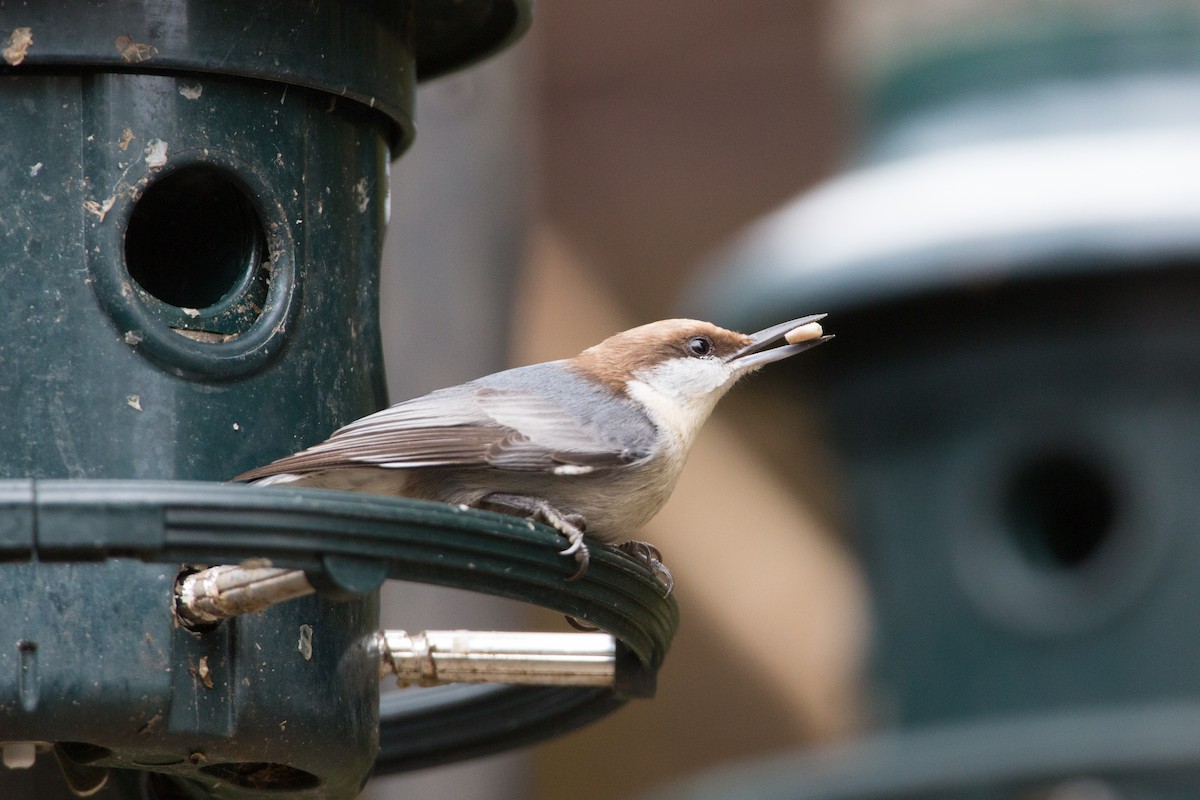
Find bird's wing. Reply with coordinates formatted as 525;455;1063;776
234;366;656;481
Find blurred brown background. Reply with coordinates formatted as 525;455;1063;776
533;2;844;319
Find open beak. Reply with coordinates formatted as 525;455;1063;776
727;313;833;371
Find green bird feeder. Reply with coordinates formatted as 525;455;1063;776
0;3;678;798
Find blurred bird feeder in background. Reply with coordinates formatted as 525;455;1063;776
674;5;1200;798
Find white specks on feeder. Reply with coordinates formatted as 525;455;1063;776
179;84;203;100
114;34;158;63
126;395;142;412
123;330;144;346
298;625;313;661
195;656;213;689
456;503;470;512
232;422;241;431
28;162;42;177
180;307;200;318
144;138;168;169
82;196;115;221
354;178;369;213
137;712;163;737
2;27;33;67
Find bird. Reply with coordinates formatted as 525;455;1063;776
235;315;831;587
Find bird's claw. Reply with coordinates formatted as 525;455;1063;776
564;614;601;632
478;493;592;581
560;533;590;582
616;540;674;596
562;540;669;631
539;506;589;580
558;537;584;557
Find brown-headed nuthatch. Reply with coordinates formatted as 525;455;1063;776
235;315;831;585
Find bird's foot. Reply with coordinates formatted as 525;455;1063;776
479;493;590;581
560;540;672;631
616;540;674;596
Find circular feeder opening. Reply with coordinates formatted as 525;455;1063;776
1002;452;1117;570
199;762;320;791
124;165;268;315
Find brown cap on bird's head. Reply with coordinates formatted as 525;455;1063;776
568;315;830;392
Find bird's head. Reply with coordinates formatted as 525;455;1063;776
569;315;831;437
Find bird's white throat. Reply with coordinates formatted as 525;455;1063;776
626;357;740;453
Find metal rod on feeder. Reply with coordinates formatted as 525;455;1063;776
177;568;619;687
379;630;618;687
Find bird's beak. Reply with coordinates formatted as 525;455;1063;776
727;313;833;371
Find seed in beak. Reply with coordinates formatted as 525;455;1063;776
784;321;824;345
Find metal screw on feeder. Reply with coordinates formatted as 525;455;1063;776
175;563;316;629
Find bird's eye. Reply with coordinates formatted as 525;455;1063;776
686;336;713;357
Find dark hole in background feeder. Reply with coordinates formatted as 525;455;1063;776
124;165;268;314
1003;452;1117;570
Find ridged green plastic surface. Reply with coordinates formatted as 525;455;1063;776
0;480;679;783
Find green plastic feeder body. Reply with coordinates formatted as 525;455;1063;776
0;2;546;798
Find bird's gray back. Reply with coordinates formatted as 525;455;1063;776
474;362;659;458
